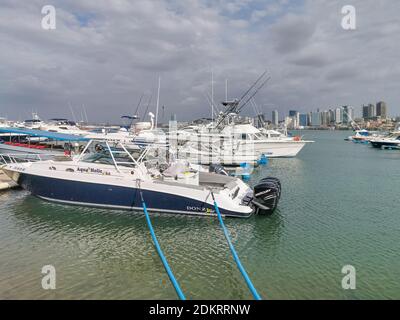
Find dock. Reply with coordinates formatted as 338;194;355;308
0;169;18;191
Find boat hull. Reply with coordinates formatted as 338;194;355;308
370;141;400;149
8;171;252;218
252;141;307;158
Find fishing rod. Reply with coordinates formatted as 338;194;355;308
215;70;270;128
237;76;271;114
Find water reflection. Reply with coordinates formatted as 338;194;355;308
5;193;284;299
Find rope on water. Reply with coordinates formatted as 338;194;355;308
210;191;262;300
138;182;186;300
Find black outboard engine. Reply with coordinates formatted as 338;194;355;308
209;163;229;176
252;177;281;215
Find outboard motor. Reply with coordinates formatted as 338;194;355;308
252;177;281;215
259;177;281;199
209;163;229;176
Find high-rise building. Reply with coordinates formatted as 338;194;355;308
311;112;321;127
272;110;279;126
368;104;376;118
363;103;376;119
376;101;387;118
299;114;308;127
342;106;354;124
362;105;369;119
321;111;330;126
289;110;298;117
335;107;342;124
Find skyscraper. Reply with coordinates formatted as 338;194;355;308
376;101;387;118
335;107;342;124
311;112;321;127
368;104;376;118
342;106;354;124
362;105;369;119
272;110;279;126
299;114;308;127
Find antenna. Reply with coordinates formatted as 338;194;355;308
211;70;214;124
82;104;89;123
134;93;145;117
142;94;153;120
225;79;228;101
68;102;77;122
155;77;161;129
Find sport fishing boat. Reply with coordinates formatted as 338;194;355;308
369;131;400;149
1;140;281;218
177;137;259;166
220;123;312;158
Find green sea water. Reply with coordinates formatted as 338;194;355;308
0;130;399;300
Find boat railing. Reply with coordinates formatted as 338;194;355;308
0;153;50;164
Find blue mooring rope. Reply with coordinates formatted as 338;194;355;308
139;190;186;300
211;192;262;300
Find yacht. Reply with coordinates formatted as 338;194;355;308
1;140;281;218
369;131;400;149
220;123;313;158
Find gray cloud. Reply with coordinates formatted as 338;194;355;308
0;0;399;123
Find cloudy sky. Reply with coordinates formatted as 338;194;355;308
1;0;399;123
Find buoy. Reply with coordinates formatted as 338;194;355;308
258;154;268;166
240;163;251;181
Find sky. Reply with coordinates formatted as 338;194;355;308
0;0;399;123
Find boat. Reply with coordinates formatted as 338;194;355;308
346;130;372;143
220;123;313;158
369;131;400;149
1;140;281;218
176;136;259;166
0;127;89;162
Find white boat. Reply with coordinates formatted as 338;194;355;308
177;138;259;166
1;140;281;218
369;131;400;149
220;124;313;158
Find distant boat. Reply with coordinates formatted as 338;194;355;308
346;130;371;143
369;131;400;149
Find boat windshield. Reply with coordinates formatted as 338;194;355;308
80;143;136;168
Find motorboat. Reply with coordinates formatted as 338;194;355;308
1;140;281;218
369;131;400;149
346;129;371;143
176;137;259;166
220;124;313;158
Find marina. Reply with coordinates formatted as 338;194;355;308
1;130;399;299
1;0;400;304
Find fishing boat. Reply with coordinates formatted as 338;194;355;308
176;137;259;166
1;140;281;218
220;123;312;158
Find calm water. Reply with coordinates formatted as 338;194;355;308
1;131;399;300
